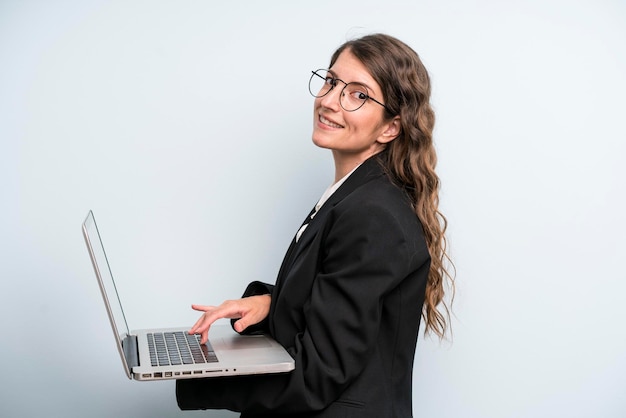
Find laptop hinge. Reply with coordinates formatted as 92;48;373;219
122;334;139;369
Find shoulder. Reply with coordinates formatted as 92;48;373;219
339;173;414;220
322;173;429;270
330;173;424;242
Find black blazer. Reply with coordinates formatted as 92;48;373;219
177;153;430;417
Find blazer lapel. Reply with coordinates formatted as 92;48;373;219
273;205;316;291
274;154;387;289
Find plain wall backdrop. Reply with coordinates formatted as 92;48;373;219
1;1;625;417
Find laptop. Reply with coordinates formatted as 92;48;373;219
82;210;295;381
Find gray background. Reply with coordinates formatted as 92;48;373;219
1;0;625;417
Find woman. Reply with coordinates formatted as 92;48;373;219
176;33;453;417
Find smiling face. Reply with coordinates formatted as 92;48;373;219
312;49;400;179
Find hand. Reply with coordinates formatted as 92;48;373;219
188;295;271;344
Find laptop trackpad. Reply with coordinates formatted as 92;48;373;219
214;335;272;350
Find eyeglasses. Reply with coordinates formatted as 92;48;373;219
308;69;390;112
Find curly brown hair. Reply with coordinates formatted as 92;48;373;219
330;33;455;339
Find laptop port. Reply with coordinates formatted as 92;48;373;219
154;372;163;378
182;371;191;375
142;374;152;378
165;372;173;377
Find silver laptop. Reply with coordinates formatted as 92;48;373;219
82;210;294;381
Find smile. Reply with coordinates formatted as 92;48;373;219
319;114;344;129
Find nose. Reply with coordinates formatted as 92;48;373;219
318;84;342;111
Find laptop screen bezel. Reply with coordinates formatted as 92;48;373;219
82;210;133;379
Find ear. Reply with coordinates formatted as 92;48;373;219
377;116;401;144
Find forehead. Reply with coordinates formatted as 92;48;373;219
329;50;381;93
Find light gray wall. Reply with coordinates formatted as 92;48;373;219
1;1;625;417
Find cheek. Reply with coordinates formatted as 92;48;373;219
342;113;364;132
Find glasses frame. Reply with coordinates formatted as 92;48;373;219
309;69;391;113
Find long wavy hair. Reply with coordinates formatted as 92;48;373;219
330;34;455;339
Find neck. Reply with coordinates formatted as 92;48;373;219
331;148;383;183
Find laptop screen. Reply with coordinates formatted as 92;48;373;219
83;211;131;343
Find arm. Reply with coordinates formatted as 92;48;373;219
178;194;428;414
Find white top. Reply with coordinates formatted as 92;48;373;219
295;164;361;243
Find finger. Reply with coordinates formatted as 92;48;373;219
189;318;211;344
199;327;209;345
201;302;244;321
232;318;249;333
191;304;215;312
189;314;208;334
189;307;230;335
188;305;218;334
189;300;249;335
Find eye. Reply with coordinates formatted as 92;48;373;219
324;76;337;87
347;85;369;100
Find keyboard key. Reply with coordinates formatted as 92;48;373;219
147;331;219;367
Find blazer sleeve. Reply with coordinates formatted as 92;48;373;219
177;195;428;414
230;281;274;335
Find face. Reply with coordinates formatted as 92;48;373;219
311;49;399;169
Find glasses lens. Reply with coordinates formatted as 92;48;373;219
340;83;369;111
309;69;332;98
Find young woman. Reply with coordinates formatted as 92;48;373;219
176;33;453;418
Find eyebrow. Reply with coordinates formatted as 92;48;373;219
327;68;376;92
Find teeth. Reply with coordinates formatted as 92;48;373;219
320;115;342;128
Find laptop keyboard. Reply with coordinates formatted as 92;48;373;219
147;331;218;367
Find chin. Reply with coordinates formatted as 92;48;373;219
311;133;333;150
